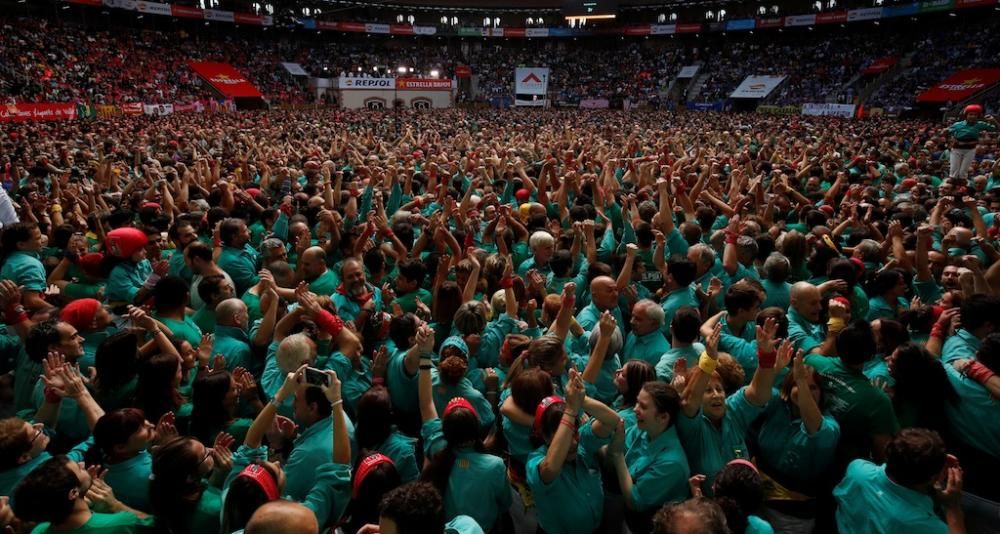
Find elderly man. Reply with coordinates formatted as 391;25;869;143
788;282;825;354
298;246;338;297
212;298;253;372
332;257;384;324
246;502;319;534
624;299;669;366
517;230;555;277
577;276;623;334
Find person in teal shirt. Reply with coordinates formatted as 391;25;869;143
943;335;1000;488
11;456;155;534
576;276;625;334
940;295;996;363
787;283;826;354
834;429;964;534
676;322;784;492
300;247;339;297
211;298;255;372
166;220;198;284
430;337;496;433
0;418;91;497
624;300;670;366
945;105;998;180
217;219;261;297
659;259;700;337
331;258;385;323
394;257;433;314
89;408;156;513
655;308;705;382
106;258;154;306
283;382;357;502
525;369;620;534
377;482;485;534
0;222;48;310
761;254;793;311
866;269;909;321
418;352;510;531
608;382;690;533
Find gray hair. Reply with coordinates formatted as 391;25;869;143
589;325;624;356
276;333;315;373
529;231;554;251
690;243;716;267
856;239;881;263
762;253;791;283
636;299;665;326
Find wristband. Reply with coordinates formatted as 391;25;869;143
757;349;778;369
827;317;846;335
698;352;718;376
725;231;739;245
414;197;423;208
966;361;996;385
372;377;385;386
559;418;576;431
315;310;345;338
4;305;28;325
930;324;945;339
44;387;61;404
213;238;222;248
50;204;63;213
350;190;361;198
330;399;344;408
500;276;514;289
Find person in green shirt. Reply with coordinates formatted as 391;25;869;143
88;409;157;513
655;308;706;382
945;104;998;180
833;429;965;534
624;299;670;367
0;222;49;310
659;258;700;337
149;435;232;534
104;227;160;307
217;219;261;297
418;349;511;531
376;482;485;534
166;220;198;284
608;381;691;534
189;370;260;448
299;247;339;297
866;269;909;321
12;455;153;534
211;298;254;372
940;294;1000;364
393;258;433;314
760;254;793;311
151;277;202;349
353;386;420;483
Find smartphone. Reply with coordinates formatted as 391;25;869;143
303;367;329;387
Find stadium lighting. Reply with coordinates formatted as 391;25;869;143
408;67;414;73
397;66;407;74
430;69;440;78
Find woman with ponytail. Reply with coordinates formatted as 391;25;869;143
353;385;419;482
431;336;496;434
85;408;158;513
613;359;657;430
344;453;402;534
417;325;511;532
149;435;232;534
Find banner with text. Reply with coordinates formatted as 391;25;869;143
188;62;263;98
917;68;1000;102
730;75;786;98
515;68;550;95
0;103;78;123
396;79;454;90
801;103;856;117
338;77;395;89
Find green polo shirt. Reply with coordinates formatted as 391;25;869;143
394;288;432;314
217;245;260;297
103;452;152;512
422;419;511;530
526;422;605;534
655;343;705;382
106;260;152;304
622;425;690;510
944;365;1000;459
212;325;253;372
624;330;670;367
834;460;947;534
660;287;699;337
154;315;203;349
948;119;996;143
29;512;156;534
676;386;764;490
787;308;824;354
941;329;980;364
167;248;193;283
284;416;356;502
753;394;840;494
191;307;216;337
761;280;791;310
308;269;339;297
1;250;47;292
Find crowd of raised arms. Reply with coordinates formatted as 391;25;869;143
0;105;999;534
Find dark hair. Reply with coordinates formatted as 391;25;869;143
0;222;38;258
87;408;146;465
508;368;554;414
505;335;566;390
756;308;788;339
185;240;213;263
531;398;569;448
389;313;420;349
960;294;1000;334
876;319;909;355
725;285;761;315
190;370;235;445
977;333;1000;374
666;259;697;287
620;360;656;407
642;382;681;429
197;274;228;306
397;258;428;287
885;428;947;488
25;318;63;364
220;218;245;246
221;462;282;534
12;455;78;524
550;249;574;278
0;417;32;470
302;385;333;419
652;497;730;534
150;437;208;534
379;482;446;534
134;354;183;423
154;276;191;312
346;460;401;534
94;331;140;395
421;402;483;497
836;321;876;366
671;307;701;344
826;258;859;289
869;269;905;297
355;386;394;454
167;220;194;243
713;463;764;534
889;344;958;436
433;282;462;325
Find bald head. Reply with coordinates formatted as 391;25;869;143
590;276;619;311
245;501;318;534
215;298;248;328
790;282;821;323
300;246;328;280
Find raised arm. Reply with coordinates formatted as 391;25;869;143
320;370;351;465
537;370;585;484
681;322;721;418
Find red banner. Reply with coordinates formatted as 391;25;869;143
624;26;651;36
67;0;103;6
396;79;453;90
390;24;414;35
956;0;997;8
455;66;472;78
121;102;143;115
504;28;526;37
863;56;897;75
816;10;848;24
337;22;367;32
187;61;263;98
917;68;1000;103
234;13;264;25
755;17;784;28
0;103;77;123
676;23;703;33
170;5;204;19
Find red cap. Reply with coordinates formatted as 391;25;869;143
60;298;102;330
245;188;262;198
141;202;161;211
444;397;478;420
964;104;983;116
818;205;834;217
353;453;395;498
901;178;916;189
832;296;851;308
76;253;104;278
106;227;149;258
533;395;565;434
848;256;866;276
515;189;530;202
235;464;279;502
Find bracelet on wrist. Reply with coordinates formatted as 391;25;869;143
330;399;344;408
698;352;719;375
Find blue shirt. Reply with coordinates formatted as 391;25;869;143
622;425;690;510
526;423;605;534
106;260;152;304
624;330;670;367
834;460;947;534
941;329;980;364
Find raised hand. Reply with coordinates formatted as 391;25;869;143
598;310;617;338
705;322;722;360
755;316;778;354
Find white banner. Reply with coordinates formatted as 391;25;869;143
135;1;170;15
338;77;395;89
730;75;786;98
143;103;174;116
525;28;549;37
677;65;700;79
649;24;676;35
104;0;136;10
365;23;390;34
281;62;308;76
515;95;547;107
784;14;816;26
515;67;549;96
801;103;856;118
204;9;234;22
847;7;883;21
412;25;437;35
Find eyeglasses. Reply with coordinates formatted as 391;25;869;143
29;425;43;445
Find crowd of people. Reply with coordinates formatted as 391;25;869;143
0;101;998;534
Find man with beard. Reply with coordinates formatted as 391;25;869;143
332;257;384;326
